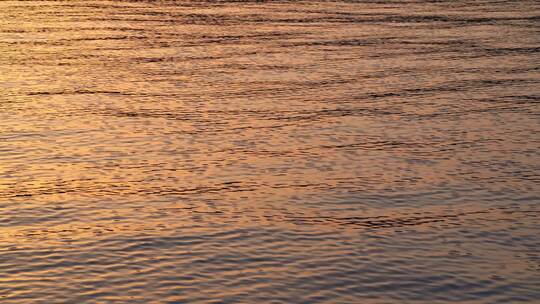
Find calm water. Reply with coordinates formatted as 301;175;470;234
1;1;539;303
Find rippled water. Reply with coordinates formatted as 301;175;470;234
1;1;539;303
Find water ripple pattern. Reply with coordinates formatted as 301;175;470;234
1;0;539;303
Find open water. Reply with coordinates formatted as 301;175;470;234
1;1;539;303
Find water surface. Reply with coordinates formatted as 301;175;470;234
1;0;539;303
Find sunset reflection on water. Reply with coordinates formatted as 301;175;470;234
1;0;539;303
